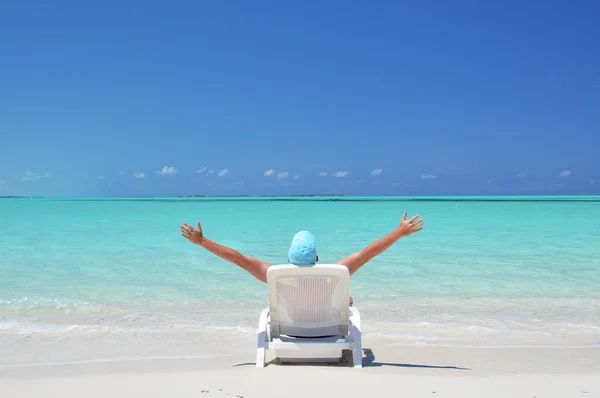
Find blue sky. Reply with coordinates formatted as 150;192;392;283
1;0;599;197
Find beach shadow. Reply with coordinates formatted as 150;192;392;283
233;349;470;370
233;360;277;368
362;348;470;370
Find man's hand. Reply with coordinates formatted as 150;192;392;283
335;210;424;276
180;222;204;245
396;211;424;237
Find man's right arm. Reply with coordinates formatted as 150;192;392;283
336;212;423;276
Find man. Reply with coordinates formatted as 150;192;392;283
179;211;424;287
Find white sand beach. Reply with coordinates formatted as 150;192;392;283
2;345;599;398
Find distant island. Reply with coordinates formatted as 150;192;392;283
0;196;44;199
182;194;347;198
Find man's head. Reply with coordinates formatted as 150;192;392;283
288;230;318;266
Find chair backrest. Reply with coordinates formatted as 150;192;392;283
266;264;350;338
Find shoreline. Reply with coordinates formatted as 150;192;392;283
3;294;600;368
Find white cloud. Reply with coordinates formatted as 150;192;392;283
133;172;145;178
277;171;289;179
371;168;383;176
217;168;230;177
196;167;207;174
264;169;274;177
421;174;438;179
558;170;571;177
21;170;50;181
158;166;177;176
318;172;328;177
335;171;348;178
207;169;215;174
516;172;527;178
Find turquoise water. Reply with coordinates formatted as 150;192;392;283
1;197;600;365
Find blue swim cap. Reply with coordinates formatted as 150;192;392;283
288;230;317;266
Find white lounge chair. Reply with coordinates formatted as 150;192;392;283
256;264;363;368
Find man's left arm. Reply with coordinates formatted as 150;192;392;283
335;212;423;276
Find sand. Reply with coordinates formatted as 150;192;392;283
2;345;599;398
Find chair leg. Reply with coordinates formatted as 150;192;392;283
256;307;270;368
349;307;363;368
352;334;362;368
256;346;266;368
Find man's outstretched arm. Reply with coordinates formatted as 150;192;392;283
180;222;271;283
336;212;423;276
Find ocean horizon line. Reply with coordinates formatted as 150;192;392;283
2;194;600;202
